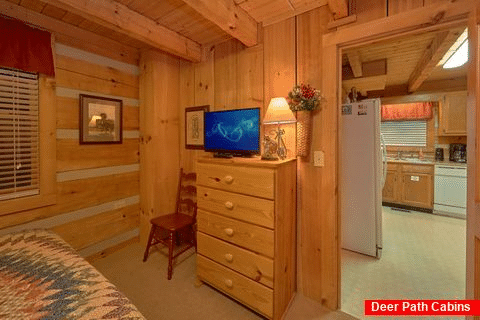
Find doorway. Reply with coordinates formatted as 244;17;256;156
337;21;468;319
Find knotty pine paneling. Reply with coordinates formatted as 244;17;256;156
56;55;139;88
139;49;180;245
296;6;332;302
57;139;139;172
56;68;139;99
52;204;140;251
214;40;241;110
263;18;296;158
1;171;139;230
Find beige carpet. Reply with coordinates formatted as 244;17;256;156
341;207;466;319
92;243;355;320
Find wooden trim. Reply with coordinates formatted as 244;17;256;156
0;0;139;65
327;14;357;29
323;0;471;47
181;0;257;47
42;0;202;62
327;0;348;19
85;235;139;263
322;0;474;310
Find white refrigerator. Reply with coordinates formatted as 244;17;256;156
340;99;385;258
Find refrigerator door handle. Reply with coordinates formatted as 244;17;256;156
380;133;387;189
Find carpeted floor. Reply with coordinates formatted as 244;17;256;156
92;242;355;320
341;207;466;319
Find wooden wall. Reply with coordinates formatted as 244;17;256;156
139;49;181;245
0;43;141;261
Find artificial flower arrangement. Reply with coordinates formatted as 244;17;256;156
286;83;323;112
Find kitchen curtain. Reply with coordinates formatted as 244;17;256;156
381;102;433;121
0;17;55;76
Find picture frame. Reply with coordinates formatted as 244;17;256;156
185;105;209;149
79;94;123;144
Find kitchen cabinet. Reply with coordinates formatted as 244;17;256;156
382;163;399;203
382;162;434;209
438;91;467;136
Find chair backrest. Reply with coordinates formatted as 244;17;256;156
175;168;197;219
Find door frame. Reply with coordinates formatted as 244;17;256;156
320;0;475;310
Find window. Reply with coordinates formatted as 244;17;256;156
0;68;39;201
380;120;427;147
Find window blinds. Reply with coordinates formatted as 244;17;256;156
380;120;427;147
0;68;39;201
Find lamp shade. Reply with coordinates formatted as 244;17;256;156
263;97;297;124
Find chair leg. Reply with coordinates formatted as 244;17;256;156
143;225;156;262
167;231;175;280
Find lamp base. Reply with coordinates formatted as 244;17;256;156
261;154;278;161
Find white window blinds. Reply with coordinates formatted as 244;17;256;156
0;68;39;201
380;120;427;147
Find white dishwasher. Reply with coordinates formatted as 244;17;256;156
434;164;467;218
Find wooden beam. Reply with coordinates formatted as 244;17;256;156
42;0;202;62
0;0;139;64
408;30;461;92
327;14;356;29
346;51;362;77
327;0;348;19
181;0;258;47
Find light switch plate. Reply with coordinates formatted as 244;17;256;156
314;151;324;167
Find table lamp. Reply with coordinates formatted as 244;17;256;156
262;97;296;160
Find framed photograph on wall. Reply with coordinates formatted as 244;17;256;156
185;105;209;149
79;94;123;144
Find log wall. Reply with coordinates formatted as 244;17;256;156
0;43;141;262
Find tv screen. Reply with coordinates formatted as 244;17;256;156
204;108;260;156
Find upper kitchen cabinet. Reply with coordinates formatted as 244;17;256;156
438;91;467;136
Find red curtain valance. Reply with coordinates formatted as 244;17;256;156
381;102;433;121
0;17;55;76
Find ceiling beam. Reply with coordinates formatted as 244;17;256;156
181;0;258;47
327;0;348;19
408;30;460;92
42;0;202;62
346;51;362;78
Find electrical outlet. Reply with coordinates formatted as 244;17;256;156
314;151;324;167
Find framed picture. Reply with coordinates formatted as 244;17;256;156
79;94;122;144
185;105;209;149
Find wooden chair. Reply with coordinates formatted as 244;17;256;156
143;169;197;280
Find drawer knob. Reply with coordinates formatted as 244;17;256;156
224;175;234;184
224;253;233;262
224;228;234;236
224;201;234;209
225;279;233;288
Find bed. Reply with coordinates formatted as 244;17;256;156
0;229;146;319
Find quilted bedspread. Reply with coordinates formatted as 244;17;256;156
0;229;146;319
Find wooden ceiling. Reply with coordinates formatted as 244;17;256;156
342;24;468;97
1;0;348;63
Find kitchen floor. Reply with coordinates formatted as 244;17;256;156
341;206;466;319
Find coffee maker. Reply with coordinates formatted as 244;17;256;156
449;143;467;163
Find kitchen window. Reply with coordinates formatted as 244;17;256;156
380;120;427;147
0;68;39;201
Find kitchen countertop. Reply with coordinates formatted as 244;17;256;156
386;158;467;168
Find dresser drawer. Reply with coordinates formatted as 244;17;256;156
197;209;274;258
197;162;275;199
197;255;273;318
197;186;274;229
197;232;274;288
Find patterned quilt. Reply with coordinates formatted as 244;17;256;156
0;229;146;319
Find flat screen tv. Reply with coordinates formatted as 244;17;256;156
204;108;260;157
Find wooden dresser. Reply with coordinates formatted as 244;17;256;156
196;157;296;319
